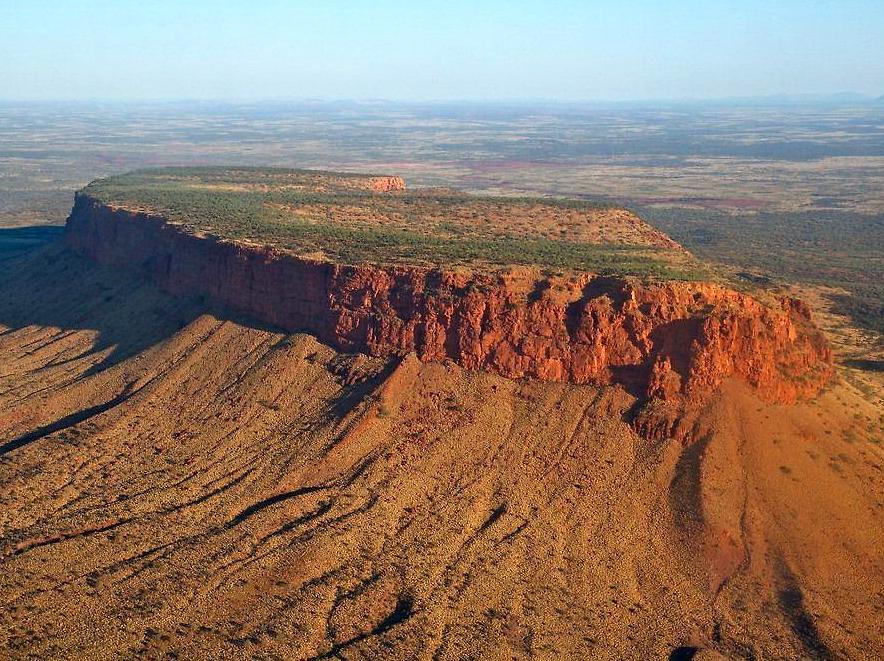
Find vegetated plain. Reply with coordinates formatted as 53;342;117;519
642;206;884;335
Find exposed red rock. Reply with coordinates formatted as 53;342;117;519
64;193;833;436
364;175;406;192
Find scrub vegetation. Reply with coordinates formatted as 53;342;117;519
83;168;708;280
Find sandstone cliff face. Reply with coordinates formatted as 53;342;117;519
65;194;833;432
364;176;406;192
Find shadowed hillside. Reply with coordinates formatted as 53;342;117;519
0;238;881;660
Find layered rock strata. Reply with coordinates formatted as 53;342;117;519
65;193;833;428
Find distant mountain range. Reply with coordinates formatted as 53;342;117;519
667;92;884;108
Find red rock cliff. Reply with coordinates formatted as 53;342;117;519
65;194;832;428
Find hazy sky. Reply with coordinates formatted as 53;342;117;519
2;0;882;101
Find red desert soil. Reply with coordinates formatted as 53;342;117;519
0;239;882;660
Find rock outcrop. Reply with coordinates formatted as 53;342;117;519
364;176;406;192
64;193;833;436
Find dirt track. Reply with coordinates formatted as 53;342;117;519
0;244;882;660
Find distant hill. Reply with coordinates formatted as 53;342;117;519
695;92;878;107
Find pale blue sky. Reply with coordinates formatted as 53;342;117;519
1;0;882;101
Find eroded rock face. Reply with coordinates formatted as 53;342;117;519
65;194;833;432
364;176;406;192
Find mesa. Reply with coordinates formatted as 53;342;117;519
66;167;833;438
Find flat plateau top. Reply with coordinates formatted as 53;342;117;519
82;167;707;280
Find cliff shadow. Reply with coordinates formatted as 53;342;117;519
0;230;208;376
0;225;65;259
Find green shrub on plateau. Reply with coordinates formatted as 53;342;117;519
83;168;708;281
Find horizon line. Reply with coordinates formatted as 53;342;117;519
0;91;881;107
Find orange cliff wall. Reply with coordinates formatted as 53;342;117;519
64;193;833;415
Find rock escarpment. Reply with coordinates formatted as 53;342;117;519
65;193;832;435
364;175;406;192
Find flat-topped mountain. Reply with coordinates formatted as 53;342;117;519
66;168;832;438
78;167;695;278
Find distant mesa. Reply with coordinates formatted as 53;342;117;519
65;167;833;438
